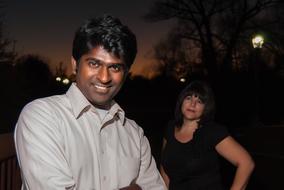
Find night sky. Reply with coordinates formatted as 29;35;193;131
4;0;174;77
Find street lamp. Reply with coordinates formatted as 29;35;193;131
62;78;70;85
179;77;186;83
56;76;62;82
55;76;70;85
251;34;264;72
252;35;264;49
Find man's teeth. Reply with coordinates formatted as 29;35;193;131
95;85;108;90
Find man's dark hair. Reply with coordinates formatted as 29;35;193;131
72;14;137;69
174;80;216;128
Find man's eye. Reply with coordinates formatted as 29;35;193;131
109;64;124;72
89;61;100;67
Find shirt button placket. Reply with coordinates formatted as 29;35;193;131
100;129;108;188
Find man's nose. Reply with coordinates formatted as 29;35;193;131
97;66;111;83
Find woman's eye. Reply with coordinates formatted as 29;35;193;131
186;96;192;100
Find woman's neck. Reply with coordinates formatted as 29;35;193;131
175;119;199;143
182;119;199;129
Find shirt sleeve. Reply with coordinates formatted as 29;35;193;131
208;123;230;147
135;128;167;190
14;100;76;190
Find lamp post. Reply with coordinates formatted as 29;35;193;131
251;34;264;127
251;34;264;88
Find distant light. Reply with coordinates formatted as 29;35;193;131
252;35;264;48
62;78;70;85
56;77;61;81
180;78;186;83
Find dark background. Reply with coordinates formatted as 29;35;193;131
1;0;284;189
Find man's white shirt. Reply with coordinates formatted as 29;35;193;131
15;83;166;190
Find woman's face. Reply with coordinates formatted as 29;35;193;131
181;94;205;121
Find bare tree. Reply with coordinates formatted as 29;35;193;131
145;0;284;81
0;1;17;64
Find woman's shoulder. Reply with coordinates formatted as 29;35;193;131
201;121;227;131
200;121;230;145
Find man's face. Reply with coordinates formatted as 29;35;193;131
73;46;127;109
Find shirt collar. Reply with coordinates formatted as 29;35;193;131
66;83;125;123
107;103;126;124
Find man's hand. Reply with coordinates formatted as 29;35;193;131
119;184;142;190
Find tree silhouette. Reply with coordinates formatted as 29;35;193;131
145;0;284;82
0;62;17;133
0;1;17;64
14;54;53;103
0;1;18;133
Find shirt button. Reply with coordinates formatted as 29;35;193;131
103;176;106;181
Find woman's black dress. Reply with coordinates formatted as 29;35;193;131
161;121;229;190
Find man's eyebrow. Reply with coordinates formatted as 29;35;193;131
85;57;100;62
85;57;124;65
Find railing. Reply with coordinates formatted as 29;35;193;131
0;133;21;190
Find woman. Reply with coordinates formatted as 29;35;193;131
160;80;254;190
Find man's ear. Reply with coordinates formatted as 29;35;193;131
71;57;77;74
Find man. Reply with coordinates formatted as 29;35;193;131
14;14;166;190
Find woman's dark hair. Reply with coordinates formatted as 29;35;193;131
174;80;215;128
72;14;137;69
